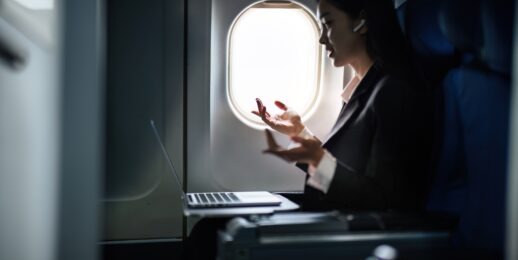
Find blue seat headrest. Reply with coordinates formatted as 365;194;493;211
402;0;460;84
440;0;514;75
439;0;483;55
405;0;455;57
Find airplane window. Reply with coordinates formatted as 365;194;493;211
227;2;322;129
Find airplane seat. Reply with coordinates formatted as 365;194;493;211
397;0;463;215
400;0;461;86
427;0;513;253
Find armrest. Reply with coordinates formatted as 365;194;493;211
218;211;455;260
342;212;458;231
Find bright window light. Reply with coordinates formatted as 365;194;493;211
228;3;322;129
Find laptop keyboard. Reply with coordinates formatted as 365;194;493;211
189;192;240;205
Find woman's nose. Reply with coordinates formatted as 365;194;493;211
319;31;327;45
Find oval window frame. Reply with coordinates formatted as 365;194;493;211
226;0;323;129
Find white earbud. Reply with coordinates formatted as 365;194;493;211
353;19;366;32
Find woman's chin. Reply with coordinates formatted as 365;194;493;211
332;59;345;68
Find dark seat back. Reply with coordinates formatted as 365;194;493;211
426;0;514;251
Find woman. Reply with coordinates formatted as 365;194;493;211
186;0;432;258
254;0;432;211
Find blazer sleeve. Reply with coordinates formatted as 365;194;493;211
325;78;420;210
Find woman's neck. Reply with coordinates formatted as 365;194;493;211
349;52;374;79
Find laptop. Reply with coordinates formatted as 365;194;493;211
150;120;282;208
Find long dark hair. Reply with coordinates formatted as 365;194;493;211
320;0;421;83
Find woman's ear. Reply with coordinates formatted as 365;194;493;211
354;10;368;34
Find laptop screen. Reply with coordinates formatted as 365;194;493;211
150;119;186;200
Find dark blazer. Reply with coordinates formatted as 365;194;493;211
300;61;432;211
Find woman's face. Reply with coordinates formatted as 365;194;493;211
317;0;367;67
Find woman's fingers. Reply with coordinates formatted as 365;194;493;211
290;136;307;145
264;148;304;163
254;98;292;132
255;98;265;117
256;98;263;110
274;100;288;111
261;107;268;120
263;134;323;165
254;98;277;120
251;110;271;118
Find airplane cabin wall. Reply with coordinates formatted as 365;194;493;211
0;0;103;259
103;0;345;240
0;7;60;260
103;0;184;240
188;0;345;193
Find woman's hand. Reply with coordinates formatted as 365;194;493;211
262;129;325;167
252;98;305;136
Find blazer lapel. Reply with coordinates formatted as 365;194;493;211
323;61;383;145
323;100;359;144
